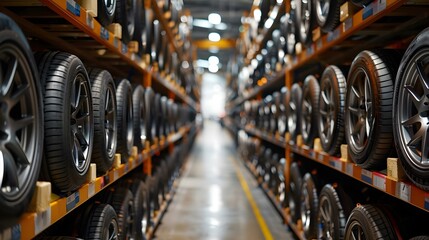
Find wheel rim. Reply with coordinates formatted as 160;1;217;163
319;77;335;146
278;181;285;203
126;94;133;153
316;0;330;25
139;97;146;144
107;217;119;240
286;13;296;54
289;182;297;218
0;43;39;201
71;74;91;173
104;0;115;15
299;0;311;42
347;69;373;153
288;101;298;136
318;195;334;240
347;220;366;240
397;50;429;169
105;87;116;158
301;96;312;141
301;185;311;234
126;0;135;37
142;201;149;234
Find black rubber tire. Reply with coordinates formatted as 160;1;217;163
393;28;429;190
115;79;133;163
115;0;136;44
143;9;154;57
318;65;347;156
88;69;117;175
97;0;116;27
277;87;288;136
154;94;162;139
0;14;43;229
287;83;302;142
300;173;318;239
351;0;373;7
288;162;302;223
81;204;119;240
132;0;145;55
132;85;146;151
37;51;93;193
108;187;134;240
148;174;160;212
344;205;398;240
281;6;297;55
410;237;429;240
126;179;149;240
161;96;169;136
301;75;320;147
345;50;400;170
297;0;315;46
314;0;341;32
145;87;155;142
317;184;347;240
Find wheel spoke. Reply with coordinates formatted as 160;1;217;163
75;130;88;149
2;148;19;189
416;60;429;90
421;129;429;163
401;113;421;126
352;119;363;135
2;57;18;97
408;126;424;147
73;136;85;161
76;112;90;126
10;84;29;107
321;91;329;105
12;115;34;131
7;137;30;165
71;82;82;109
320;109;328;116
348;106;359;116
404;85;422;107
359;120;366;145
0;151;3;189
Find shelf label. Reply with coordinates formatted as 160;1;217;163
114;38;119;48
307;45;315;56
35;207;51;235
66;0;80;17
121;44;128;54
66;192;80;212
397;182;410;202
86;12;94;29
329;159;342;171
100;27;109;41
124;162;129;172
363;0;387;20
309;149;315;158
317;153;324;162
361;169;373;184
327;28;340;42
346;162;354;176
88;182;95;198
1;225;21;240
373;173;386;191
113;170;119;181
425;194;429;210
317;39;323;50
344;18;353;32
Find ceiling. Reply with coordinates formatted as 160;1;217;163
183;0;253;72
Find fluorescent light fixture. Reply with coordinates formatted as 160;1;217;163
193;19;227;30
208;56;219;65
209;64;219;73
208;32;221;42
208;13;221;25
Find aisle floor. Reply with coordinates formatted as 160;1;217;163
155;120;293;240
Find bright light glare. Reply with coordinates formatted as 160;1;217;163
209;47;219;53
209;64;219;73
264;18;274;28
208;56;219;65
208;32;221;42
208;13;221;25
253;9;262;22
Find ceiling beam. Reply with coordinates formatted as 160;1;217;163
193;38;236;49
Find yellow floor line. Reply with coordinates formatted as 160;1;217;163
231;158;274;240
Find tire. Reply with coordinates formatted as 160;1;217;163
318;65;346;156
301;75;320;147
344;205;398;240
115;0;136;44
116;79;134;163
88;69;117;175
287;83;302;142
277;87;288;136
154;94;162;139
161;96;169;136
297;0;315;46
132;0;145;55
345;50;400;170
97;0;116;27
132;85;146;151
393;28;429;190
37;51;93;193
317;184;347;240
314;0;341;32
144;88;155;142
351;0;373;7
288;162;302;223
126;179;149;240
300;173;318;239
410;237;429;240
0;14;43;228
281;8;297;55
81;204;119;240
108;187;134;240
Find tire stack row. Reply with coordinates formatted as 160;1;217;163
0;14;196;231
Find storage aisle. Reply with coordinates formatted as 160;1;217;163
155;120;292;239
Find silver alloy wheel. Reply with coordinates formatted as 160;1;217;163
105;88;117;158
278;181;285;203
126;94;133;153
301;96;312;141
71;74;92;173
316;0;330;25
286;13;296;54
289;182;297;218
319;78;335;146
396;50;429;169
318;194;334;239
0;43;39;200
346;70;373;153
301;185;311;235
347;221;366;240
126;0;135;37
299;0;311;42
105;0;116;15
288;101;298;136
107;217;119;240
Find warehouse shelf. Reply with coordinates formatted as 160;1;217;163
240;124;429;214
0;0;196;109
7;125;191;240
243;124;285;148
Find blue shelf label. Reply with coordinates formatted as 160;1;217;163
327;29;340;42
66;192;80;212
100;27;109;41
66;0;80;17
363;0;386;20
425;194;429;210
344;18;353;32
11;225;21;240
361;169;373;184
122;44;128;54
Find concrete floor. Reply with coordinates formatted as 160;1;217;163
155;120;293;240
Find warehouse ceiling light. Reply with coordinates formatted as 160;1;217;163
193;19;228;30
208;13;221;25
208;64;219;73
208;56;219;65
208;32;221;42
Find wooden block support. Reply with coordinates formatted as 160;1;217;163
144;54;151;65
387;158;407;181
114;154;121;168
107;23;122;39
28;181;51;213
145;140;151;152
296;135;303;147
76;0;97;17
312;27;321;42
86;163;97;183
296;219;303;231
340;2;358;22
340;144;349;162
295;43;303;55
313;138;322;152
131;146;138;159
128;41;139;53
